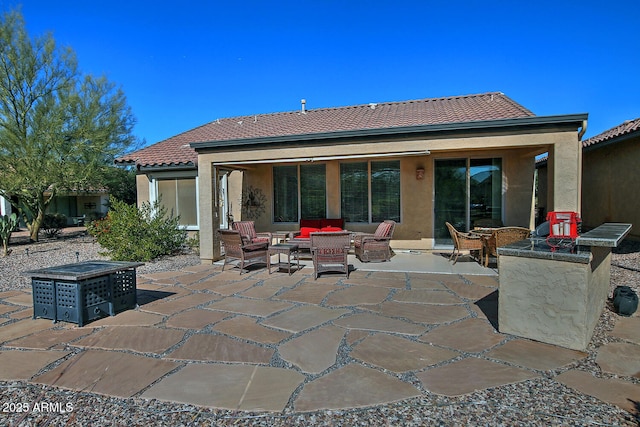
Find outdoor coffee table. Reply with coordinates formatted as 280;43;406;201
24;260;144;326
267;243;299;275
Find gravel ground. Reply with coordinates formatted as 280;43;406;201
1;229;639;426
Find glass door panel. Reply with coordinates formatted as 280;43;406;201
470;158;502;228
434;159;467;245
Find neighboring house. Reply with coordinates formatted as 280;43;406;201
116;92;587;264
580;118;640;239
0;190;108;226
46;190;110;225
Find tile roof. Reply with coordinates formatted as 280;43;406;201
582;117;640;149
116;92;534;168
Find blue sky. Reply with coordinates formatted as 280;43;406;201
9;0;640;147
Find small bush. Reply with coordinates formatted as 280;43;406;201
87;198;187;262
41;213;66;238
186;231;200;255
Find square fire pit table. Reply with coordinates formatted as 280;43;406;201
24;260;144;326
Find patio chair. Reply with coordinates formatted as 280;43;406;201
482;226;531;267
310;231;351;280
354;220;396;262
232;221;272;245
218;229;269;274
445;222;483;265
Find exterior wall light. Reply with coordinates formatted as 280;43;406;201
416;168;425;180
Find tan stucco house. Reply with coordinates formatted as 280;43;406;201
115;92;587;264
580;118;640;239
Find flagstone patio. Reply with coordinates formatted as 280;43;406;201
0;251;639;415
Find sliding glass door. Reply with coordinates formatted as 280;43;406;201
434;158;502;245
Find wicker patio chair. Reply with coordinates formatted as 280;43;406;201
445;222;484;265
354;220;396;262
482;226;531;267
310;231;351;280
218;229;269;274
232;221;272;245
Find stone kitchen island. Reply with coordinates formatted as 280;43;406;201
497;223;632;351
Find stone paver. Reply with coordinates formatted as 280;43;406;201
33;349;179;398
417;357;537;396
487;339;588;371
5;328;90;349
596;342;640;377
86;310;164;327
351;333;458;372
0;290;24;299
240;282;288;298
278;325;345;373
333;313;426;336
411;273;467;287
207;296;293;317
610;316;640;344
369;301;469;324
444;281;497;300
213;315;291;344
142;364;304;411
343;277;407;289
393;289;462;304
9;308;33;320
195;279;258;295
325;285;391;306
0;319;54;343
73;326;185;354
557;369;640;413
140;292;218;315
173;270;217;285
462;274;500;288
294;364;421;411
166;334;273;363
0;303;19;315
407;276;448;290
3;292;33;306
262;306;349;333
419;318;505;352
165;309;229;329
0;350;69;379
139;270;193;281
274;283;341;304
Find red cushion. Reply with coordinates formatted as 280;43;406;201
300;219;322;228
298;227;320;238
321;226;342;232
321;218;344;228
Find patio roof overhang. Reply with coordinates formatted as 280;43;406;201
190;114;588;152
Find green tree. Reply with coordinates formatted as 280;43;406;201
0;9;138;241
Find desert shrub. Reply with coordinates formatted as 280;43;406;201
87;198;187;262
1;213;19;256
41;213;66;238
186;231;200;255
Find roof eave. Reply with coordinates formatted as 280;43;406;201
138;163;197;173
189;114;589;151
583;130;639;153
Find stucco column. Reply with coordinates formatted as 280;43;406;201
198;162;221;263
550;137;581;213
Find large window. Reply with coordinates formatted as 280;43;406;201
341;160;400;223
157;178;197;227
273;164;326;222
